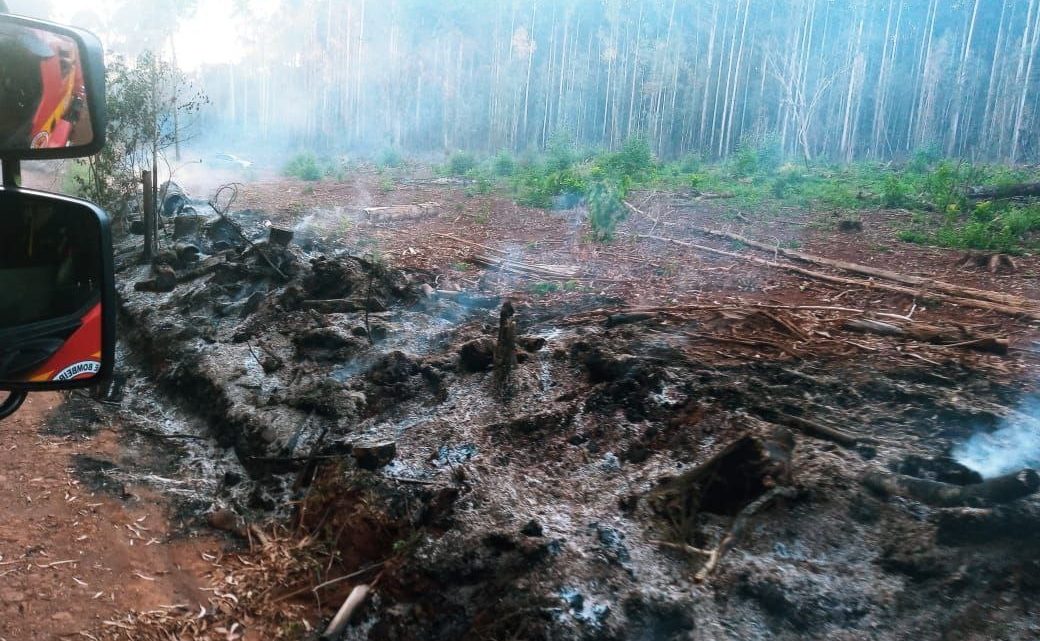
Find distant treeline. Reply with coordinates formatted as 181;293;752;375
194;0;1040;163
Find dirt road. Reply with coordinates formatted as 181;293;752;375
0;392;216;641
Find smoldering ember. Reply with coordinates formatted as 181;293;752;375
3;1;1040;640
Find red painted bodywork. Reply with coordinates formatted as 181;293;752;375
29;38;84;149
26;303;102;382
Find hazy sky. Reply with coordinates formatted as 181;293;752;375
6;0;281;70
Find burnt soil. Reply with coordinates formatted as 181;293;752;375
102;171;1040;640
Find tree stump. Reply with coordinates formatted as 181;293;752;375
494;301;517;381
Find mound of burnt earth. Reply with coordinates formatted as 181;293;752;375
118;224;434;477
115;214;1040;639
277;308;1040;641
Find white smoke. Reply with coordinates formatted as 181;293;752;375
953;398;1040;479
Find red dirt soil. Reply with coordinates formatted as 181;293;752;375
0;393;218;641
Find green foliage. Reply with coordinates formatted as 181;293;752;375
546;131;579;172
908;144;942;173
379;175;397;193
283;152;323;181
881;173;911;208
897;229;929;244
678;153;702;174
69;52;208;216
586;179;628;241
466;172;493;197
922;161;966;212
732;144;759;177
449;151;477;176
529;281;560;296
513;165;586;209
323;157;352;181
529;280;579;296
492;151;517;177
731;132;782;177
771;168;807;199
598;136;655;181
61;161;92;197
379;148;405;169
899;202;1040;253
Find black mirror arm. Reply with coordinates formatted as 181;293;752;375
2;0;28;413
2;159;22;188
0;391;27;421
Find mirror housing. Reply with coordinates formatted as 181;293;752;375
0;13;106;159
0;188;115;390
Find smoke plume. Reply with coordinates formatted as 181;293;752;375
953;398;1040;479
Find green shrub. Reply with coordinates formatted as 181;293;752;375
881;174;911;208
323;157;351;181
771;169;807;199
492;151;516;177
1001;205;1040;238
378;148;405;169
513;164;586;209
546;131;578;172
732;132;782;177
586;179;628;241
897;229;929;244
61;160;91;197
465;171;494;197
908;144;942;173
602;136;655;180
449;151;477;176
678;153;702;174
732;143;759;177
283;152;322;181
935;222;1010;252
923;161;965;212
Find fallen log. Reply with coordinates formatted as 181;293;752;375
687;226;1040;311
843;318;1009;355
637;234;1040;321
966;182;1040;200
862;468;1040;508
468;253;581;281
934;503;1040;545
362;202;440;222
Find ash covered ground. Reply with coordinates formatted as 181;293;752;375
99;174;1040;641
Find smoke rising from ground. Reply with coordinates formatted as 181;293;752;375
953;398;1040;479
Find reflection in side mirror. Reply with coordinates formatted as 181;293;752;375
0;14;105;159
0;189;114;389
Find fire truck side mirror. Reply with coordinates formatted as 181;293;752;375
0;189;115;390
0;13;106;159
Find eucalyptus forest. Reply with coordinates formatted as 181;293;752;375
192;0;1040;163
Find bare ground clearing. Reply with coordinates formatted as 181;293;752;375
14;170;1040;640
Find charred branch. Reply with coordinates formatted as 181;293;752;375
862;468;1040;508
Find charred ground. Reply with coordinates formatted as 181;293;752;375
88;169;1040;640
